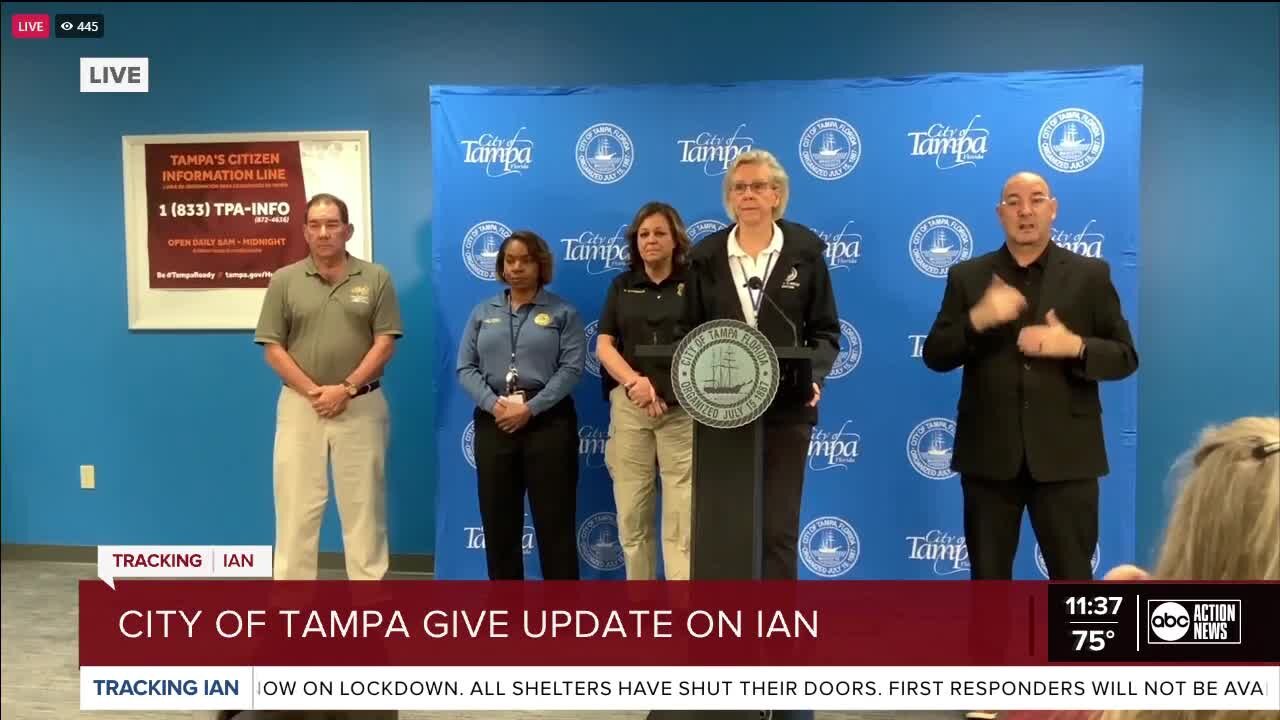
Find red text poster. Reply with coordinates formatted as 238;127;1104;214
144;141;309;288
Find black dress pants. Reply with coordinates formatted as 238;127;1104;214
473;397;580;580
761;422;811;580
961;457;1099;580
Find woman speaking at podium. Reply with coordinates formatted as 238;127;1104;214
456;230;586;580
680;149;841;580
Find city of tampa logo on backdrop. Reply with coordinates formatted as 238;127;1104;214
798;117;861;180
907;417;957;480
828;319;863;380
583;321;601;378
578;425;607;470
1039;107;1105;174
460;127;533;177
1053;219;1105;258
560;224;629;275
907;115;990;170
909;215;973;278
677;123;754;176
687;219;727;242
909;334;928;359
905;529;970;576
461;421;476;469
576;123;634;184
799;516;861;577
464;519;538;558
577;512;624;572
1036;543;1101;579
811;220;863;270
461;220;513;281
807;420;861;473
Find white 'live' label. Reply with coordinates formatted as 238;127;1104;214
80;58;149;92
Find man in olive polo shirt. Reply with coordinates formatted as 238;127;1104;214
254;193;403;581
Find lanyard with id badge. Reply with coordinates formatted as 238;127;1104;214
736;252;774;328
504;305;529;405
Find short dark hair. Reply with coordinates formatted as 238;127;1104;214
305;193;349;224
495;230;554;287
625;201;691;272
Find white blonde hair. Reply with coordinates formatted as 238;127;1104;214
1155;416;1279;581
1099;416;1279;720
722;149;790;223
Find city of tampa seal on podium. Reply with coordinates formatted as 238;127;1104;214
671;318;780;429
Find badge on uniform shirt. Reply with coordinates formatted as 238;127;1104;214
349;285;371;304
503;368;525;404
534;312;552;327
677;282;685;297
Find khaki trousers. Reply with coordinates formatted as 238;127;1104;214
604;386;693;580
272;386;389;580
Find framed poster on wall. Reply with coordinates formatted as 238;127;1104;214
122;130;372;329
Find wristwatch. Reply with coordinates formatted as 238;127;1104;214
342;380;358;397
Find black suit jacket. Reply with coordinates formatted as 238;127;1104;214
680;219;841;426
922;244;1138;482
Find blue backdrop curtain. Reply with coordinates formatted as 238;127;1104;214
430;66;1142;580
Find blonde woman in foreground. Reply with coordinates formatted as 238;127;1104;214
1004;415;1280;720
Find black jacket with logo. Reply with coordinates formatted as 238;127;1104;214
679;219;841;426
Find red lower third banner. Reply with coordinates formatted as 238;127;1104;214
79;580;1279;667
82;580;1048;666
77;581;1279;712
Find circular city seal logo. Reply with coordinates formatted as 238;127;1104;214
575;123;635;184
798;117;861;180
1038;107;1104;174
907;417;957;480
461;420;476;470
799;516;861;577
671;319;779;429
909;214;973;278
687;218;728;243
583;320;601;378
462;220;512;281
827;319;863;380
1035;543;1100;579
577;511;624;572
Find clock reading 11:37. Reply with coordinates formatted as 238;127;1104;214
1065;596;1123;616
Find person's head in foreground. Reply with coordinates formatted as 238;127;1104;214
1105;415;1278;586
1008;417;1279;720
1101;417;1278;720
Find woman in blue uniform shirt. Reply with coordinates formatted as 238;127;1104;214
457;230;586;580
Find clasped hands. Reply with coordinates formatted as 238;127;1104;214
308;385;349;418
626;376;668;418
493;396;532;433
970;275;1085;359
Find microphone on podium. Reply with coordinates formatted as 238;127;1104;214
745;275;799;348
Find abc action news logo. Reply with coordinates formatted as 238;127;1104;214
1147;599;1242;644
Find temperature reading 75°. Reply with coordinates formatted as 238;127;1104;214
1072;629;1115;651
